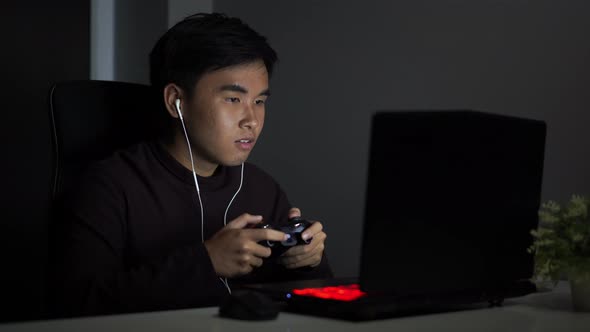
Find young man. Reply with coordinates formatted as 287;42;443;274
52;13;331;317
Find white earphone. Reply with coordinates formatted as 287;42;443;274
175;98;184;119
174;98;245;294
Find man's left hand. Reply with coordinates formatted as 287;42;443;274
278;207;327;269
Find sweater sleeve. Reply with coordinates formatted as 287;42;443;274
51;167;227;317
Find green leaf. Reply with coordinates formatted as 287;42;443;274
530;194;590;282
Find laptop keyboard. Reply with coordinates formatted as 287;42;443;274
291;284;367;301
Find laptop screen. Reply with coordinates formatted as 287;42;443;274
360;111;546;295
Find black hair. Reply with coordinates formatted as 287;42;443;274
149;13;278;97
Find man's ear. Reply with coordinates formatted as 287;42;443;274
163;83;183;119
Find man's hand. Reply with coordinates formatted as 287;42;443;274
204;213;287;278
278;208;327;269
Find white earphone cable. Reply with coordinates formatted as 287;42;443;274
177;100;244;295
219;162;244;294
178;109;205;244
224;163;244;227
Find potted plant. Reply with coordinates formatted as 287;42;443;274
528;195;590;311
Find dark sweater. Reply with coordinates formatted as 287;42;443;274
51;141;331;316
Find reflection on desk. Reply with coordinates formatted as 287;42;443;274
0;282;588;332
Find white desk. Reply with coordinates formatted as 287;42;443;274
1;283;588;332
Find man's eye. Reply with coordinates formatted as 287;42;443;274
255;99;265;105
226;97;240;103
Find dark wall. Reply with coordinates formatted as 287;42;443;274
114;0;168;84
0;1;89;321
215;0;590;277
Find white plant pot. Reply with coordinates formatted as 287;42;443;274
570;278;590;312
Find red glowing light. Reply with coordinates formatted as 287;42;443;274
292;284;366;302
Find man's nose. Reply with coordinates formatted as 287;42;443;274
240;104;259;129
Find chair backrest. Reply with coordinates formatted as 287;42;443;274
48;80;166;199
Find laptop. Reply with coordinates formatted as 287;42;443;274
243;110;546;320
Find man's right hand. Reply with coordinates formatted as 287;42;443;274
203;213;287;278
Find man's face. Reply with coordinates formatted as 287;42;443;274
182;60;269;171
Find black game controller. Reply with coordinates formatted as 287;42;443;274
251;217;314;257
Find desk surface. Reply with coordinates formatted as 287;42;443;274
1;282;588;332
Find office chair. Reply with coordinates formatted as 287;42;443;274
47;80;168;318
48;80;166;199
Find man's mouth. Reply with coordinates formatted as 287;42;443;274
235;138;255;150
